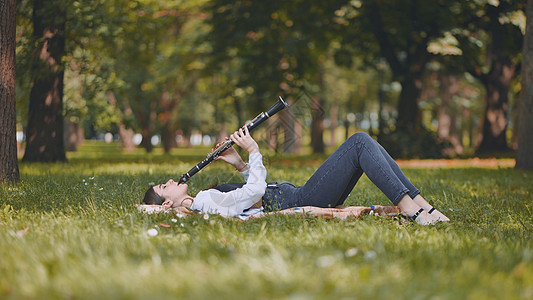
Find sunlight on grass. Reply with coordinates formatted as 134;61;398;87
1;142;532;299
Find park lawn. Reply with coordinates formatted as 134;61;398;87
1;141;532;299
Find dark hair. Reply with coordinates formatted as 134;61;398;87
143;186;165;205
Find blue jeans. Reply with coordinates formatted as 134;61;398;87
262;132;420;211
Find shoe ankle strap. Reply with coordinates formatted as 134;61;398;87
409;208;424;221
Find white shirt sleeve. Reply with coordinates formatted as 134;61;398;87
190;152;267;217
239;164;250;181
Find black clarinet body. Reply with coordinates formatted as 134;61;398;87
177;96;288;184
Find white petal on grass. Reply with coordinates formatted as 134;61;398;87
147;228;158;236
345;247;358;257
364;250;377;260
316;255;336;268
152;255;162;266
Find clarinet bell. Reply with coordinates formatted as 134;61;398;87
265;96;288;117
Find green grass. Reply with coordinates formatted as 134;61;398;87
1;141;532;299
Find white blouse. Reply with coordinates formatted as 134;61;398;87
190;152;267;219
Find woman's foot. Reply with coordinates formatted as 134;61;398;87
396;194;440;225
427;207;450;222
406;208;440;225
412;195;450;222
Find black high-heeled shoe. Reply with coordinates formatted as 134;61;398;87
400;208;425;223
407;208;425;221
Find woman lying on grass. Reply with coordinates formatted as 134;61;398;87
141;126;449;225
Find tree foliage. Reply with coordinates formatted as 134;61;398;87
13;0;531;158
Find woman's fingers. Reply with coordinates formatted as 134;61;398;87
229;126;258;153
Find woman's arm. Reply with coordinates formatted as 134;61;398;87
190;127;266;217
215;126;258;172
215;139;249;172
191;152;266;217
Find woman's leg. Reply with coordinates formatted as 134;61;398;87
376;142;421;199
374;141;449;221
297;132;411;207
295;132;440;224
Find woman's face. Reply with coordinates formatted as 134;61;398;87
153;179;190;208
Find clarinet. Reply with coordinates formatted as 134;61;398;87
177;96;288;184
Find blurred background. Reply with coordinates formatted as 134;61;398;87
13;0;528;160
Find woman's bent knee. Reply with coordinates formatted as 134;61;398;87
348;132;372;143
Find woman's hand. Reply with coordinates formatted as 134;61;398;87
230;126;259;154
215;138;241;163
215;138;248;171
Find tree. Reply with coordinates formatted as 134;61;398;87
460;1;524;154
22;0;67;162
516;0;533;170
436;74;464;155
207;0;347;153
88;0;210;153
0;0;20;183
339;1;456;128
334;0;463;157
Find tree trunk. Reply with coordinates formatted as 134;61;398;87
161;125;178;153
140;130;153;152
476;58;515;154
396;77;421;131
309;66;326;153
160;91;176;153
215;123;228;144
266;116;278;151
137;99;157;153
118;124;136;152
292;119;302;154
329;100;338;147
475;4;516;155
516;0;533;170
160;90;184;153
106;91;136;152
65;121;84;151
282;103;303;154
311;96;325;153
280;107;296;153
438;75;464;155
23;0;66;162
0;0;20;183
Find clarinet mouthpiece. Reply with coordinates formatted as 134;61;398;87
177;175;188;184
